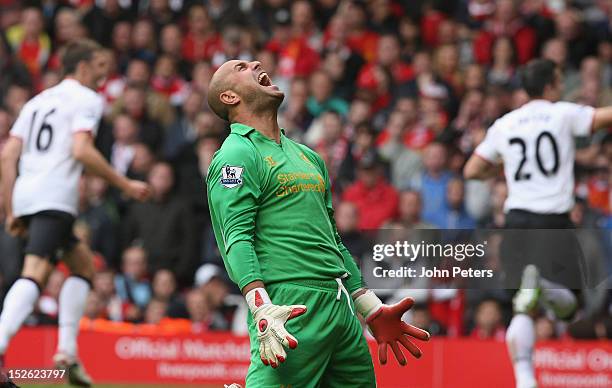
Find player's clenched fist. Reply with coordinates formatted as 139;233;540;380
246;288;306;368
354;290;430;366
123;180;152;202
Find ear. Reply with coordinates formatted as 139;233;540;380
220;90;240;106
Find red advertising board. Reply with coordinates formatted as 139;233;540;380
5;327;611;387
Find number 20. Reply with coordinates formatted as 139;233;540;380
509;131;560;181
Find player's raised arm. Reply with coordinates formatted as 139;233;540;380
72;132;150;201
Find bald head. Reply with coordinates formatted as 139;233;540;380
207;59;284;122
208;60;245;121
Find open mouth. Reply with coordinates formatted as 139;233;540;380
257;72;273;87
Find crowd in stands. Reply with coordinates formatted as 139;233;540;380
0;0;610;340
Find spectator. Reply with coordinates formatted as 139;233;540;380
186;285;229;333
337;122;377;190
0;35;31;98
130;19;157;65
83;0;128;47
5;7;50;84
306;70;349;118
344;1;379;62
280;77;312;136
122;162;198;286
470;299;506;341
110;83;168;153
110;21;133;73
151;269;185;318
83;291;108;320
191;264;233;331
535;316;557;341
143;0;176;31
115;246;152;321
143;299;168;325
210;25;252;69
555;8;598;70
409;303;446;336
127;143;156;182
430;178;477;229
342;150;399;229
393;191;435;229
3;83;30;117
190;61;215;95
90;269;120;320
357;34;413;92
110;113;139;175
377;110;423;188
182;5;220;64
53;8;83;47
164;90;205;159
482;180;508;229
312;111;348;181
488;37;517;87
78;176;120;266
472;0;536;65
409;142;454;225
150;54;189;106
206;0;245;28
334;201;369;266
159;23;190;77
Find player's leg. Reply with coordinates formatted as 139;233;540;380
0;253;52;356
0;211;66;360
56;241;94;358
245;282;335;388
54;240;95;387
320;298;376;388
506;264;540;388
506;313;537;388
539;278;577;321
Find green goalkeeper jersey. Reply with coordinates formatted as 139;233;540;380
206;123;363;293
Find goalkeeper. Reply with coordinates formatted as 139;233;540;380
206;60;430;388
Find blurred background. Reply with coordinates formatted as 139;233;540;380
0;0;611;385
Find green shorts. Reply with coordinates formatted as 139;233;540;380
245;279;376;388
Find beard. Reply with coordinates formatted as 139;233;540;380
237;82;284;114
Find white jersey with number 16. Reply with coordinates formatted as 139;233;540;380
474;99;594;214
9;79;104;217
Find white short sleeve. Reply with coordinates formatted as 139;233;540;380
71;95;103;135
9;103;32;140
474;123;501;163
557;102;595;137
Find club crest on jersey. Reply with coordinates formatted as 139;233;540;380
220;165;244;188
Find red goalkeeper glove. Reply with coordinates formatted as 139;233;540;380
246;288;307;368
353;289;430;366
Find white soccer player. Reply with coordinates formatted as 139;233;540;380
464;59;612;388
0;40;150;387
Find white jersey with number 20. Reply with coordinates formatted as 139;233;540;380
10;79;104;217
475;99;594;214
